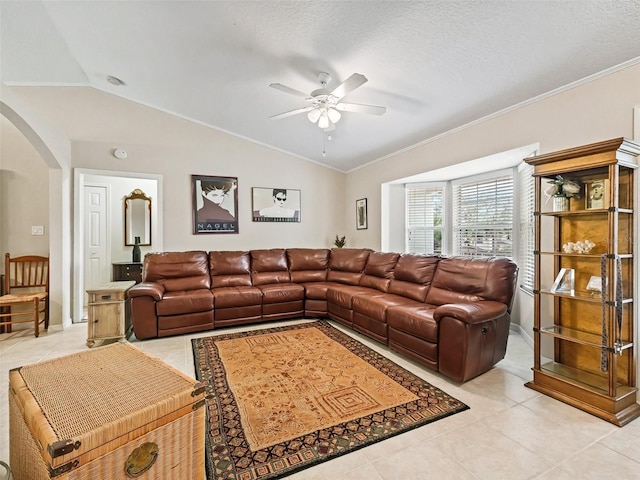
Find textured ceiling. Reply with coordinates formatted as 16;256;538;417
2;1;640;172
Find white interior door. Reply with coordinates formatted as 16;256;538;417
83;185;110;307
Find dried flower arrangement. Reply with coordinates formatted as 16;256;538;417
545;175;581;199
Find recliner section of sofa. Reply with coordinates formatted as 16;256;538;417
209;250;262;328
251;249;304;321
129;251;213;339
287;248;330;317
129;248;517;382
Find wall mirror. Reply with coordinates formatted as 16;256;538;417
124;189;152;246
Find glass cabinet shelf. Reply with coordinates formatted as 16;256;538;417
539;325;633;351
538;289;634;303
540;361;634;395
538;208;633;217
536;252;633;259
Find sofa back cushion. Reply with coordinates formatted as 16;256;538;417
388;254;440;302
144;251;210;291
425;256;518;308
287;248;329;283
327;248;371;285
359;251;400;292
251;249;290;286
209;251;252;288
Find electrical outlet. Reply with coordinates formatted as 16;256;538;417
31;225;45;236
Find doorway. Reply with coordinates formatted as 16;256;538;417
73;169;162;323
83;184;110;309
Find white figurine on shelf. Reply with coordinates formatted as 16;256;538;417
562;240;595;254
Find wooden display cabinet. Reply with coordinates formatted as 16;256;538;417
525;138;640;426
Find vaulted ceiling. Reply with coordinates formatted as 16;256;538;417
2;1;640;172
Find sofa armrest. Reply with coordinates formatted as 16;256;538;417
433;301;507;325
128;282;165;301
436;301;511;382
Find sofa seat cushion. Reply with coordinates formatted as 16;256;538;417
258;283;305;304
326;285;379;308
155;289;213;316
352;294;421;323
212;286;262;308
386;304;439;343
302;282;342;300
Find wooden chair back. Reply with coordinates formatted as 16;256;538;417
0;253;49;337
5;254;49;293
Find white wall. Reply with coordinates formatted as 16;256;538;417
71;138;346;252
0;115;49;258
2;87;347;323
381;183;405;252
3;63;638;329
346;62;640;341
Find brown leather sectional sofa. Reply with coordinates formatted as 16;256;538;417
128;248;518;382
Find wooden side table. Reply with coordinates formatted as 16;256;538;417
86;281;136;348
112;262;143;283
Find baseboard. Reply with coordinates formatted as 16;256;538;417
510;323;534;349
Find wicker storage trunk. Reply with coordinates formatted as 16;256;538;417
9;343;205;480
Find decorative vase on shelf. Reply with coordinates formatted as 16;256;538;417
552;196;569;212
132;236;141;263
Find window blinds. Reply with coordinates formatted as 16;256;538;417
406;185;444;254
452;175;513;257
518;163;535;291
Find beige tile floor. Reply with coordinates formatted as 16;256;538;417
2;319;640;479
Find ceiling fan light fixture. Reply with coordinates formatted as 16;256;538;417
318;112;330;129
307;109;321;123
327;108;341;124
270;71;386;131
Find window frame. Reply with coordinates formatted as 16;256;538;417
405;167;519;259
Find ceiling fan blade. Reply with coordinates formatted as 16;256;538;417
337;102;386;115
330;73;368;99
269;106;314;120
269;83;310;98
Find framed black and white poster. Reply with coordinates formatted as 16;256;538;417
252;187;301;222
356;198;368;230
192;175;239;234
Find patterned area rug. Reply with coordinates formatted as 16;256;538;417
192;321;468;479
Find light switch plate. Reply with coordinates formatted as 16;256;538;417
31;225;45;235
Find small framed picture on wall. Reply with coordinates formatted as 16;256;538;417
192;175;239;234
356;198;368;230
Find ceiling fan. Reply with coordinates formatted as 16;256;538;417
269;72;386;131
